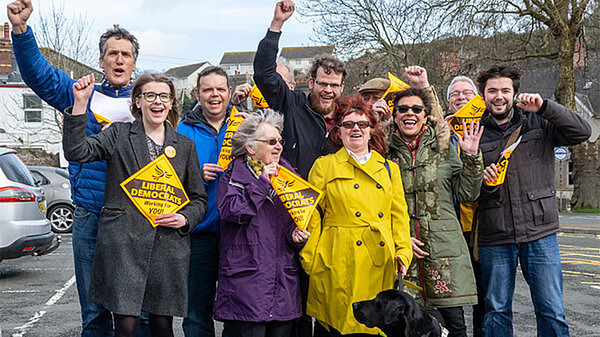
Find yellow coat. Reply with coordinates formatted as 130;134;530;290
301;149;412;335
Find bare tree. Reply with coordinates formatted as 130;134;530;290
298;0;444;75
33;1;96;68
301;0;599;208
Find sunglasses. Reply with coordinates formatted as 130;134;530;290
256;138;286;146
395;104;426;114
339;120;372;129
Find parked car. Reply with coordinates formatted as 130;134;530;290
29;166;74;233
0;148;59;262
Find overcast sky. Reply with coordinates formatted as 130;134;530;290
1;0;316;72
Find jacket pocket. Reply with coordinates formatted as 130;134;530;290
220;265;259;277
429;219;462;258
527;187;557;225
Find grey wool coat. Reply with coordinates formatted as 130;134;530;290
63;112;207;316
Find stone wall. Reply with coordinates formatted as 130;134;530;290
14;147;59;167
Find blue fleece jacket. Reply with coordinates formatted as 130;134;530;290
12;26;133;215
177;103;229;233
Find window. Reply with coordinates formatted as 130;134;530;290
23;94;42;123
296;59;301;65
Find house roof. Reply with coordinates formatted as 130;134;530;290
165;62;209;79
281;45;334;59
220;52;256;65
39;48;103;80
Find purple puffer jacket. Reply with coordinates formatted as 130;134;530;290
214;156;303;322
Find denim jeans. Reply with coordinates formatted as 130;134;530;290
73;206;151;337
479;233;569;337
183;233;221;337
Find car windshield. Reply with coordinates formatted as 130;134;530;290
0;153;36;186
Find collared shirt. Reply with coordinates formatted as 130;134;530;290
346;148;372;164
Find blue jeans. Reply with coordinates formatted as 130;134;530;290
479;233;569;337
183;233;221;337
73;206;151;337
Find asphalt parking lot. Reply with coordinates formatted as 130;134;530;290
1;213;599;337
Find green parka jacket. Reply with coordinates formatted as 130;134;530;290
387;113;483;308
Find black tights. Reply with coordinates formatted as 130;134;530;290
114;313;174;337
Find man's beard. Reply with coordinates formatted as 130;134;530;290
488;102;513;121
310;93;337;117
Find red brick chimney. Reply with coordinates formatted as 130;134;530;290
0;22;12;76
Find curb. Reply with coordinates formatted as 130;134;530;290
559;225;600;235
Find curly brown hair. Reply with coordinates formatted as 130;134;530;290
309;54;347;81
328;92;387;155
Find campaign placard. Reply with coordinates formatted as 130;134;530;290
381;72;411;111
270;166;323;231
120;153;189;227
217;106;245;170
250;84;269;108
448;95;486;137
485;136;522;186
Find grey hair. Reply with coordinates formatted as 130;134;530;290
99;26;140;61
446;76;478;101
276;56;295;83
230;109;285;159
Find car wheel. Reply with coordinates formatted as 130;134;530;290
48;204;74;233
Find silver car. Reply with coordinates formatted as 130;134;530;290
0;148;58;261
29;166;74;233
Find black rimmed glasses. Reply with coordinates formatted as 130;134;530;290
395;104;426;114
339;121;372;129
256;138;286;146
314;80;342;89
139;92;173;103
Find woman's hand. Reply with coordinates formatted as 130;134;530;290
154;212;186;229
72;74;95;115
396;256;407;277
411;237;429;259
292;228;310;243
260;162;280;181
456;119;484;155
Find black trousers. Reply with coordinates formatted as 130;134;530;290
437;306;466;337
224;320;294;337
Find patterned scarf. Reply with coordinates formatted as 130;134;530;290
396;125;428;156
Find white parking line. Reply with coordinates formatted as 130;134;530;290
1;290;40;294
11;276;76;337
592;286;600;291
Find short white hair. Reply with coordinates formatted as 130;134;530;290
446;76;478;101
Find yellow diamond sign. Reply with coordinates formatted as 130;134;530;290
120;154;189;227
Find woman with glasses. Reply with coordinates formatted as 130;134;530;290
215;110;309;337
386;84;483;337
300;93;412;336
63;73;207;337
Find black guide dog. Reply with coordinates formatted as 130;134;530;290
353;289;446;337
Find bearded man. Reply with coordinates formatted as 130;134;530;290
253;0;346;179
